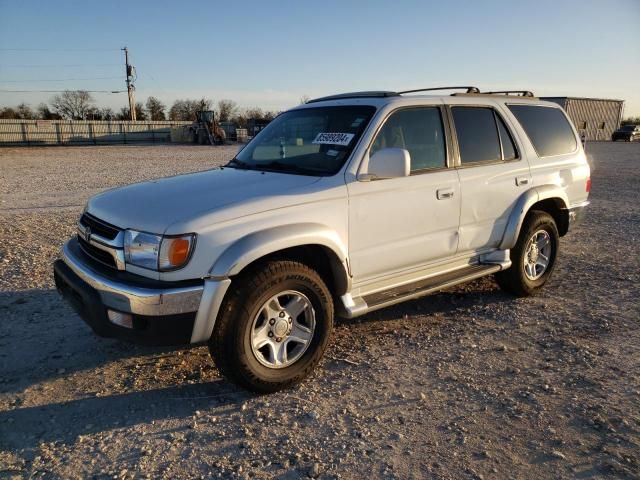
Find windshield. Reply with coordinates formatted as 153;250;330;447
230;106;376;176
621;125;636;131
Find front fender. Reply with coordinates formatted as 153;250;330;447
209;223;349;280
499;185;569;250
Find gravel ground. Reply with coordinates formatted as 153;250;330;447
0;143;638;479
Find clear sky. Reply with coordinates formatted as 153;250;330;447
1;0;639;116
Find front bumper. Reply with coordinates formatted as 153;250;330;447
54;238;204;345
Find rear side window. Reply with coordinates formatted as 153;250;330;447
451;107;502;164
370;107;446;172
508;105;577;156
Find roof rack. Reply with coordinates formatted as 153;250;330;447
306;91;399;104
398;86;480;95
482;90;535;97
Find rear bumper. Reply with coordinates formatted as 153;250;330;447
54;238;204;345
567;200;589;229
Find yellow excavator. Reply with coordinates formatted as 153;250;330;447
191;111;226;145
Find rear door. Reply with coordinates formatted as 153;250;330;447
445;102;531;253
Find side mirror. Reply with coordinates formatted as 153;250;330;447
359;148;410;181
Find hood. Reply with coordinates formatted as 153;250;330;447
87;167;322;234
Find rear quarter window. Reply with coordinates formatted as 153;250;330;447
508;105;577;157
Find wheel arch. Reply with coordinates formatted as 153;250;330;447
209;223;351;296
500;185;569;250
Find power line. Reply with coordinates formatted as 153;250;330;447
0;48;120;52
0;76;123;83
1;63;121;68
0;89;126;93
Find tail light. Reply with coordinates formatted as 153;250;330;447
586;177;591;193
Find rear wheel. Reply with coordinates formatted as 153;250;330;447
209;260;333;393
495;210;559;297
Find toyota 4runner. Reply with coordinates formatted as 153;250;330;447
54;86;590;392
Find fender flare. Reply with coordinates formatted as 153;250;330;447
499;185;569;250
208;223;350;291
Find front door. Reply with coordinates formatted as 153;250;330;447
347;106;461;282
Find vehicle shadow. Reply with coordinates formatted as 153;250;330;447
0;288;186;395
0;378;251;452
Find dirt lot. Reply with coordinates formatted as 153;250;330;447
0;143;638;479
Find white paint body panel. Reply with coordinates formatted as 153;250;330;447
77;92;590;341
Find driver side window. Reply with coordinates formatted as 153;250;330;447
370;107;447;172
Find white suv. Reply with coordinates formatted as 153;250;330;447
54;87;591;392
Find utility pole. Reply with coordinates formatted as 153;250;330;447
122;46;136;121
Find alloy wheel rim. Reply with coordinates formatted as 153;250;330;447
250;290;316;369
523;229;552;280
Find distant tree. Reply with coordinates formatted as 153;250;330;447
0;107;18;119
50;90;95;120
16;103;35;119
37;103;62;120
196;97;213;112
116;107;130;121
299;95;311;104
135;102;147;121
168;98;212;121
217;99;237;122
621;116;640;125
145;96;166;120
98;107;115;120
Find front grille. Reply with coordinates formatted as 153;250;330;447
80;213;120;240
78;236;117;268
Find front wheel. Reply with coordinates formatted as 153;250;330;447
209;260;333;393
495;210;559;297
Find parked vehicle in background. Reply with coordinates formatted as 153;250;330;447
53;86;590;392
612;124;640;142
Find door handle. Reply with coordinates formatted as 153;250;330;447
437;188;454;200
516;177;529;186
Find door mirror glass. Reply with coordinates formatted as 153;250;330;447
361;148;410;180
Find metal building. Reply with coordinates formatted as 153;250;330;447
541;97;625;141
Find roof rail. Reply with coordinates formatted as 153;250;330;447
398;86;480;95
306;91;399;104
483;90;535;97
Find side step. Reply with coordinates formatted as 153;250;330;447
362;264;502;311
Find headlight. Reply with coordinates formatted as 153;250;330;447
124;230;195;271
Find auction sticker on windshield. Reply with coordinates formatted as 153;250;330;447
312;132;355;146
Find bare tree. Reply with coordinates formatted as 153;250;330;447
300;95;311;104
135;102;147;121
217;99;237;122
16;103;36;119
0;107;18;119
50;90;95;120
169;98;213;121
145;96;166;121
37;103;62;120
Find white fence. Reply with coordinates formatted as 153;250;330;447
0;119;191;146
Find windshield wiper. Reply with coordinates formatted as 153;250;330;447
225;158;253;170
256;161;320;176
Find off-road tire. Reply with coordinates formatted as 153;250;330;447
209;260;333;393
495;210;559;297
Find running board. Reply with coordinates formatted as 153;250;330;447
345;264;502;317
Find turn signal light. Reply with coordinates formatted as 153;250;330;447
586;177;591;193
168;238;190;265
159;234;195;270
